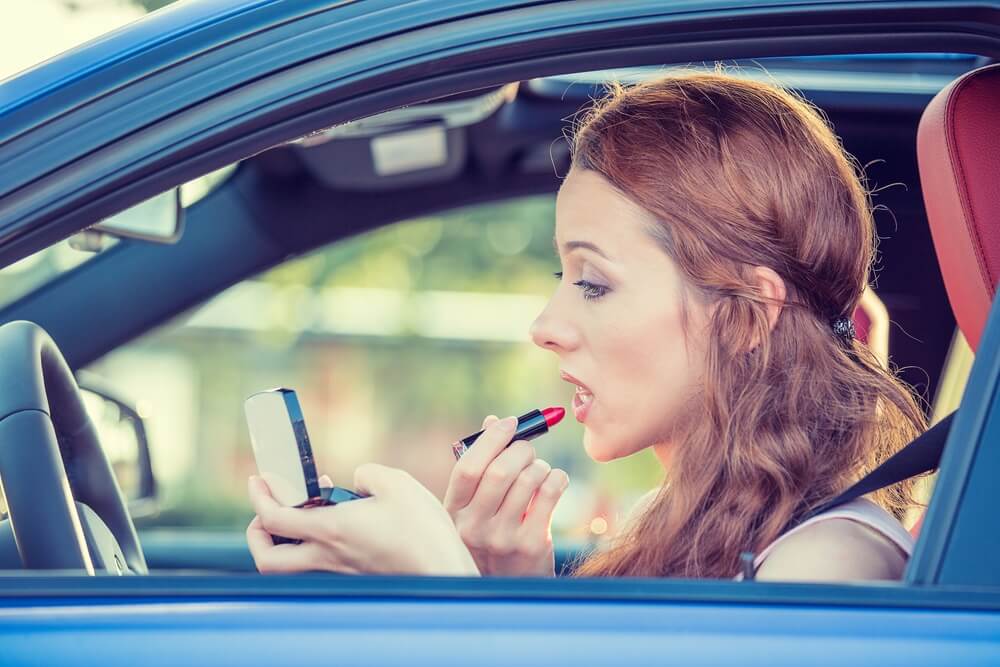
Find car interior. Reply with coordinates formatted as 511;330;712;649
0;52;996;578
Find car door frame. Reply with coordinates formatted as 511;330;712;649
909;283;1000;587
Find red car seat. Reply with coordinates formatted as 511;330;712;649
913;63;1000;536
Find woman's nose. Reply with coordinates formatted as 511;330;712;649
529;302;578;353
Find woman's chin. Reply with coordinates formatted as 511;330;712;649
583;426;654;463
583;430;623;463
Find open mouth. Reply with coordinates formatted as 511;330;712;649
561;371;594;423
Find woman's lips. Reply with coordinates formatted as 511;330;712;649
560;371;593;424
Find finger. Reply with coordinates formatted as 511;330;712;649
462;441;536;519
319;474;333;487
494;458;552;525
445;416;518;510
247;476;312;540
246;515;274;555
246;515;318;573
481;414;499;429
353;462;407;498
521;469;569;535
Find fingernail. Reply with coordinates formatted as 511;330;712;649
499;416;518;430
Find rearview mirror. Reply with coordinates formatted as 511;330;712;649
90;188;184;244
78;378;158;519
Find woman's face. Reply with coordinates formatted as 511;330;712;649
530;168;713;464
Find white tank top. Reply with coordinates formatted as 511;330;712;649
736;497;914;580
626;490;914;579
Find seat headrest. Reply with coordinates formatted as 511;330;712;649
917;63;1000;352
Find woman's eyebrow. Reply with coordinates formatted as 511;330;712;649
552;237;612;260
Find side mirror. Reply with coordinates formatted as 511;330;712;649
78;377;158;519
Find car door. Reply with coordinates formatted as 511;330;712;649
1;1;1000;665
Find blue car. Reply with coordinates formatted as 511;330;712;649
1;1;999;664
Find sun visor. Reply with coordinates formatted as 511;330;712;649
294;84;516;191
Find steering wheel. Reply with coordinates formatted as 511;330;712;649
0;321;146;574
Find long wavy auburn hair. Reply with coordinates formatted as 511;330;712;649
570;71;928;579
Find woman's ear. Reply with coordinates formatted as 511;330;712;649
751;266;787;332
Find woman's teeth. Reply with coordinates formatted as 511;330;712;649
572;386;593;423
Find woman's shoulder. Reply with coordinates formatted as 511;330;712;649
754;499;912;583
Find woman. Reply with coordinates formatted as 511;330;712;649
246;71;927;581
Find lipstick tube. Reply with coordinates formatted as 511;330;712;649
452;407;564;460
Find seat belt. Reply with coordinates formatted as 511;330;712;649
801;410;955;521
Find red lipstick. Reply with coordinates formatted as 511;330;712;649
541;406;565;428
452;406;565;460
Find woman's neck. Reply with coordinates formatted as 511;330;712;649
653;440;677;471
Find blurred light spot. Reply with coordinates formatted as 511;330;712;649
393;218;444;256
589;517;608;536
136;399;154;419
487;220;532;256
363;251;412;290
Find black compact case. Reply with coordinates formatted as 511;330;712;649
245;388;364;545
278;392;364;544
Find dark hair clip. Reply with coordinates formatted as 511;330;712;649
831;317;855;345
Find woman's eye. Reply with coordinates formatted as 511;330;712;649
553;271;563;280
572;279;609;301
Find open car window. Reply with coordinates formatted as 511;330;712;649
0;40;986;587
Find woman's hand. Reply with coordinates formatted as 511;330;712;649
443;415;569;577
246;465;479;576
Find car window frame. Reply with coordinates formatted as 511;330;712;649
2;571;1000;611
